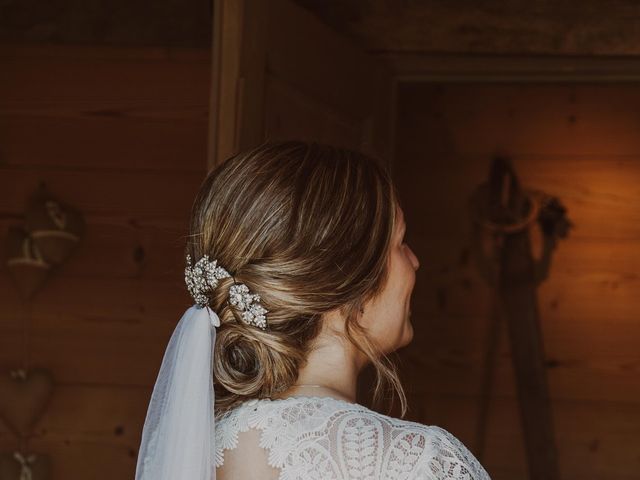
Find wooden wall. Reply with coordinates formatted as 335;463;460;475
296;0;640;56
394;83;640;480
0;45;210;479
3;40;639;480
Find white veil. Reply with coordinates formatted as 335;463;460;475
135;304;220;480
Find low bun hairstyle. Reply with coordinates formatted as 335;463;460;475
186;140;406;416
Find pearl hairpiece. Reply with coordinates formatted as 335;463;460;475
184;254;269;330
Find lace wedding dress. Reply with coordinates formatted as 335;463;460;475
215;395;491;480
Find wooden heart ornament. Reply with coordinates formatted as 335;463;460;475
0;369;54;438
24;186;85;266
5;227;52;300
0;451;50;480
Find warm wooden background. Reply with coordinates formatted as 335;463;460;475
0;45;210;479
394;82;640;480
2;36;640;480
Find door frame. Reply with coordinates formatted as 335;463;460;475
208;0;395;171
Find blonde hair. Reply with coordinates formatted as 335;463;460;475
186;140;407;416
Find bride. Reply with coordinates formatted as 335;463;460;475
135;140;491;479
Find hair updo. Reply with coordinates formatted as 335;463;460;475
186;140;405;415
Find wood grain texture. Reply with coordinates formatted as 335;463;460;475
395;82;640;479
296;0;640;56
0;44;210;479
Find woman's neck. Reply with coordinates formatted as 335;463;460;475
275;328;366;403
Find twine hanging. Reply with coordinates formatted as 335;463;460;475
13;452;35;480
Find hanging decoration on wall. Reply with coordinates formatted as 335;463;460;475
468;155;572;480
4;182;85;300
0;451;50;480
25;184;85;266
5;228;51;301
2;183;74;479
0;368;55;438
0;367;55;480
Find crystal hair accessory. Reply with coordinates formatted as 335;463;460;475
228;283;268;330
184;254;269;330
184;254;231;308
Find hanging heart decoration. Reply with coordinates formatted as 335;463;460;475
24;185;85;266
0;451;50;480
5;227;52;301
0;368;55;438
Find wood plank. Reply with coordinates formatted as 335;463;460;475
384;53;640;82
0;115;208;171
301;2;640;58
0;330;168;386
0;277;190;334
1;48;210;115
402;257;640;405
0;44;210;61
410;234;640;279
401;313;640;403
0;217;189;281
0;43;210;172
410;264;640;325
0;279;190;386
26;439;138;480
33;385;150;440
395;156;640;240
0;166;203;217
0;386;148;440
398;83;640;156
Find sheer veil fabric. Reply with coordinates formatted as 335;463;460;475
135;305;219;480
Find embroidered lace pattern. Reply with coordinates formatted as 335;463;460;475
214;395;491;480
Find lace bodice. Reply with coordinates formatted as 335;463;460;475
214;395;491;480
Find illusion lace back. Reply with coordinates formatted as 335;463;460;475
214;395;491;480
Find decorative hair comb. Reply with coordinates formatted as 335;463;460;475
228;283;268;330
184;254;269;330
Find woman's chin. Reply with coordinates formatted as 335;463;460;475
397;320;414;349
